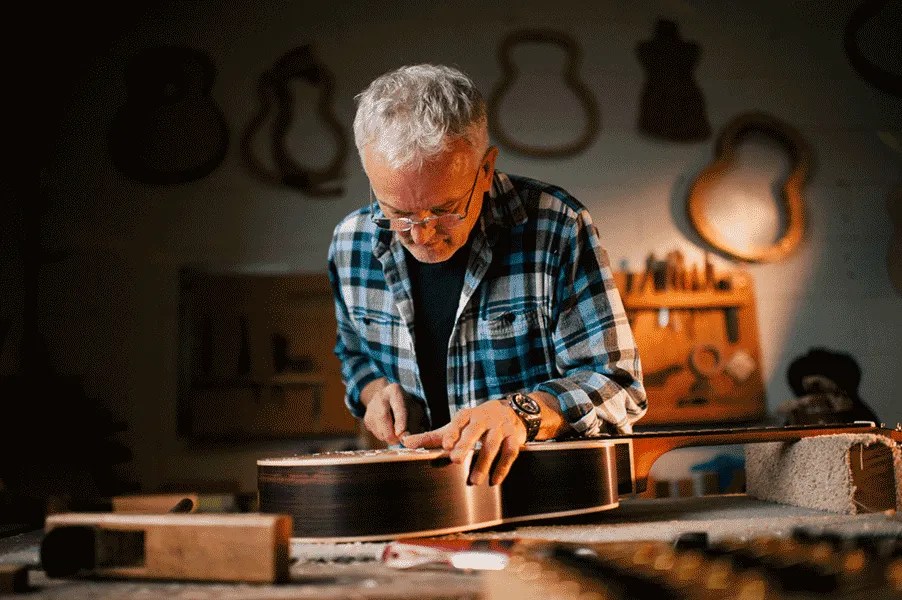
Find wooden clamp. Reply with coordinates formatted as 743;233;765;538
41;513;292;583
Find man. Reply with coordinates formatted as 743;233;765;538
328;64;646;486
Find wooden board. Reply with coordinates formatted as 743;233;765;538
43;513;292;583
176;270;358;440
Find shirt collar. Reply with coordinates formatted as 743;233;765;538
483;170;529;231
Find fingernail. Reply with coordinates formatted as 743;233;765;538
469;473;484;486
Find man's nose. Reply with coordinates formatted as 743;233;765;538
409;219;437;244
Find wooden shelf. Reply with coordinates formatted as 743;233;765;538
621;289;747;309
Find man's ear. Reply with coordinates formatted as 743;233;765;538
483;145;499;175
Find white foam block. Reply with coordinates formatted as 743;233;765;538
745;433;901;514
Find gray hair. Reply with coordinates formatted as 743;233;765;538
353;64;488;170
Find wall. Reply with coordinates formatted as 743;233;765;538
5;0;900;492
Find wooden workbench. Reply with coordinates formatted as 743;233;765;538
2;495;902;599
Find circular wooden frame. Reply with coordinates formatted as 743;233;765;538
488;29;600;158
687;112;811;263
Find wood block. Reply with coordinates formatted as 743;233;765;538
745;433;901;513
700;471;720;495
42;513;292;583
112;493;238;514
675;478;694;498
0;564;29;593
849;442;898;513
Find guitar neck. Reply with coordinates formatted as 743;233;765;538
614;421;900;494
622;421;891;442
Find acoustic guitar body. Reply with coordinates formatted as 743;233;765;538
258;423;899;541
258;439;628;541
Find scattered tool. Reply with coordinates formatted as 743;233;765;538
382;538;514;570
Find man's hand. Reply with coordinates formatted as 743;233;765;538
361;379;426;446
402;399;527;486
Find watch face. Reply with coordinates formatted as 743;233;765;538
513;393;541;415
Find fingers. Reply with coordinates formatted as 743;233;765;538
442;409;470;450
402;409;469;450
469;427;504;486
371;395;528;486
450;416;486;463
489;436;521;486
401;424;448;449
363;384;413;446
389;394;408;438
447;401;527;486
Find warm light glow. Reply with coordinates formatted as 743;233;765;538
705;190;781;253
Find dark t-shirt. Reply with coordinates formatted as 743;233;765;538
405;240;472;429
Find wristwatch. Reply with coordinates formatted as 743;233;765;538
506;392;541;442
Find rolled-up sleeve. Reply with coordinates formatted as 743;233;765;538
533;210;647;435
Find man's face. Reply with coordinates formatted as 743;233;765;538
364;139;496;263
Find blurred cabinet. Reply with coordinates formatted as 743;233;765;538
614;252;766;425
177;269;357;441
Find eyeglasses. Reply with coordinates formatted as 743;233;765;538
369;162;483;232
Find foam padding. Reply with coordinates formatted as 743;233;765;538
745;433;902;514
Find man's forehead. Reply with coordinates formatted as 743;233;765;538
364;143;473;176
366;148;475;209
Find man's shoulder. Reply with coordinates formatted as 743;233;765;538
504;173;587;219
333;205;372;237
329;206;379;264
330;205;381;249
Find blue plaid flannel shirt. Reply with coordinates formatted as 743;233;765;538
327;171;647;435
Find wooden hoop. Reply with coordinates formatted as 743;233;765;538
687;112;811;263
489;29;600;158
241;45;348;197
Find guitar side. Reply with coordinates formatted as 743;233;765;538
257;440;625;542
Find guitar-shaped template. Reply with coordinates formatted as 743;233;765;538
108;46;229;185
488;29;599;158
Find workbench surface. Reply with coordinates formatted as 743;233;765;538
3;495;901;599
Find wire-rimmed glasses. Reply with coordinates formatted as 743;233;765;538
369;163;482;232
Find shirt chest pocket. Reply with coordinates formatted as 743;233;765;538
351;307;405;349
475;307;554;386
